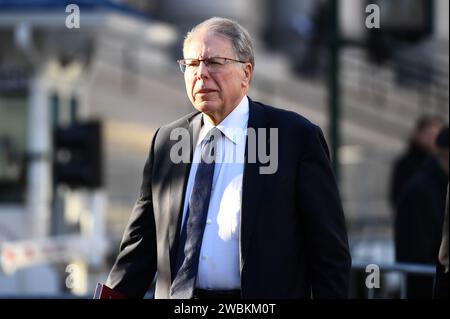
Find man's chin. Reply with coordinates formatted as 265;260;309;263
194;101;218;114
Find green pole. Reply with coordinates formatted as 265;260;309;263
50;93;59;128
328;0;341;181
69;95;78;124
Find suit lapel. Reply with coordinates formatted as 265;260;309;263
168;112;202;275
240;99;268;271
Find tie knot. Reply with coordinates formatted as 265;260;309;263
202;127;221;163
204;127;222;145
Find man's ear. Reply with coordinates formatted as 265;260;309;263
242;63;253;87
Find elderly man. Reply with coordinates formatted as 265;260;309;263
106;17;351;299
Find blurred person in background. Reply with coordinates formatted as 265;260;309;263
104;17;351;299
395;126;449;298
434;185;448;299
390;115;444;210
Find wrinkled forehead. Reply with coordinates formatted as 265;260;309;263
183;30;235;58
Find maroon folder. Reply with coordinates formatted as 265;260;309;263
93;283;127;299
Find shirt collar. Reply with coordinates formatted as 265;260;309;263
200;95;249;145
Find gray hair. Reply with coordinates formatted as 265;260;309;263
183;17;255;68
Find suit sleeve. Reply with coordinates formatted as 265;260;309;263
105;129;159;298
297;125;352;298
439;185;449;272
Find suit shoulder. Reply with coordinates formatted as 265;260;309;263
159;111;200;131
254;100;319;134
149;111;199;153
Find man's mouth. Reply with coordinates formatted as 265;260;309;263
195;88;216;95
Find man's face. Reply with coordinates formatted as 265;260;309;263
183;31;252;125
416;122;442;152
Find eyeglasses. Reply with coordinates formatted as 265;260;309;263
177;57;247;73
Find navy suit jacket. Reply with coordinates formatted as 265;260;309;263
106;98;351;298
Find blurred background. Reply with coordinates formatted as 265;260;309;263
0;0;448;298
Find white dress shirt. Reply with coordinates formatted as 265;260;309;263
180;95;249;290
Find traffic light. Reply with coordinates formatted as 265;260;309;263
366;0;434;64
371;0;433;41
53;120;103;188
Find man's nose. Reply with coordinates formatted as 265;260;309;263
195;61;210;79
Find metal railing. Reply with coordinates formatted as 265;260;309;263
341;48;449;120
352;260;436;299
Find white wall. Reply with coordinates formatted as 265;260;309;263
435;0;449;41
340;0;365;41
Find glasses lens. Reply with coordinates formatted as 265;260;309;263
178;59;187;73
206;57;226;72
